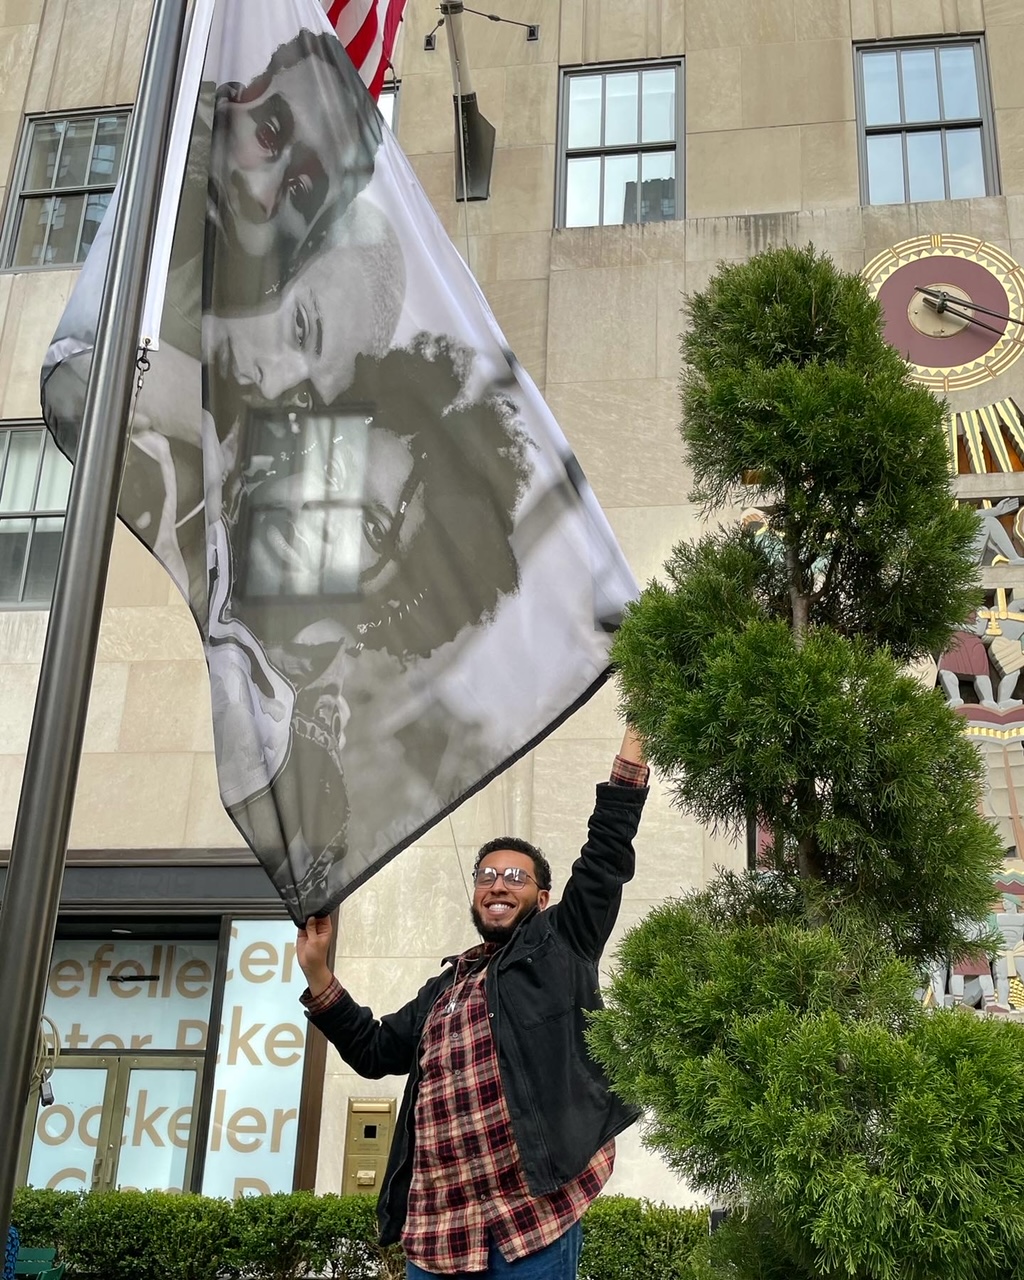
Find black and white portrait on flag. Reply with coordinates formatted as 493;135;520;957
41;0;638;924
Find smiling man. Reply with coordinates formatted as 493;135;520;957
296;726;649;1280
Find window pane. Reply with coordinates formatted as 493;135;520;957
36;435;72;509
640;151;676;221
641;67;676;143
24;120;64;191
604;72;639;146
604;152;638;225
906;130;945;201
901;48;940;123
78;193;111;262
0;431;43;512
378;88;396;132
88;114;127;183
863;51;901;126
565;156;601;227
115;1068;196;1191
8;112;129;267
41;193;86;265
567;76;602;149
940;46;980;119
23;517;63;603
866;133;905;203
0;519;30;602
25;1069;110;1189
10;196;54;268
55;118;95;189
946;128;986;198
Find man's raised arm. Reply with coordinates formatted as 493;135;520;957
553;723;649;960
612;725;648;786
296;914;421;1079
296;914;335;1000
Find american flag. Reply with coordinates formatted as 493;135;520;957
323;0;406;99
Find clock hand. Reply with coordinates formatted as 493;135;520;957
915;284;1024;327
920;294;1013;339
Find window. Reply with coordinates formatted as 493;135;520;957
557;61;682;229
3;110;129;269
856;40;996;205
379;81;399;133
0;425;72;606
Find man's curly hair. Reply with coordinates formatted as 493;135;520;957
474;835;552;891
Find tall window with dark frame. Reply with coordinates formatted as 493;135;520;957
0;425;72;606
558;62;681;229
3;110;129;269
857;41;996;205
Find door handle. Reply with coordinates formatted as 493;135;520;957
92;1144;115;1189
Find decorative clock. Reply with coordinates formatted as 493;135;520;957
862;233;1024;392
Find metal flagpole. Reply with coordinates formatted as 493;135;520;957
0;0;189;1238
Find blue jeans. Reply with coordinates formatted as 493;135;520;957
405;1222;583;1279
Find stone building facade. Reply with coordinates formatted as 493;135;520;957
1;0;1022;1200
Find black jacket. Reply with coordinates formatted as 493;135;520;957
308;781;648;1244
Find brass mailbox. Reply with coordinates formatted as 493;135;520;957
341;1097;397;1197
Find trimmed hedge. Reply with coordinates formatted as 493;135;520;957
580;1196;708;1279
12;1188;707;1279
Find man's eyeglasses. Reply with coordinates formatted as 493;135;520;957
473;866;538;891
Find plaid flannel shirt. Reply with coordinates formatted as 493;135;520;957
401;947;613;1272
303;752;649;1272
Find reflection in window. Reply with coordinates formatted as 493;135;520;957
238;410;371;600
559;62;681;228
0;424;72;606
857;40;995;205
3;110;129;268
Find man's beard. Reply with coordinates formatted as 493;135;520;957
470;903;518;945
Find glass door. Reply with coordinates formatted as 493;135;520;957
19;1057;119;1192
18;1055;203;1192
107;1056;203;1192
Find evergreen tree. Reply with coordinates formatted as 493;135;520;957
589;246;1024;1279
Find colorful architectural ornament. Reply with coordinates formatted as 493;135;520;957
863;233;1024;392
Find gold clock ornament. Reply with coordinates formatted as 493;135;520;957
862;233;1024;392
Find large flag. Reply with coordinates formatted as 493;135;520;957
41;0;637;924
323;0;406;99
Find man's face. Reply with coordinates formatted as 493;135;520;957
470;850;549;944
204;239;371;411
209;59;372;267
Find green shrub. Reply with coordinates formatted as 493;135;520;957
604;240;1012;1280
10;1187;77;1250
311;1194;403;1280
59;1191;231;1280
593;889;1024;1280
11;1186;704;1279
57;1189;164;1280
224;1191;327;1280
146;1194;233;1280
579;1195;708;1280
684;1212;814;1280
